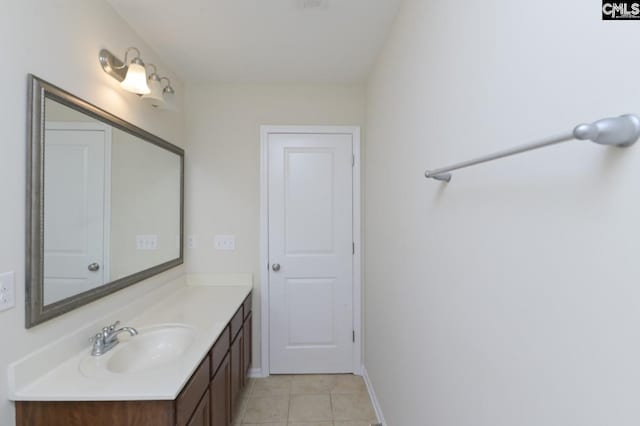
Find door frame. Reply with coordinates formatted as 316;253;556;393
259;125;362;377
45;121;112;284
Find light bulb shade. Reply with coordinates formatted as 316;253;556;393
160;89;177;111
141;78;165;108
120;62;150;94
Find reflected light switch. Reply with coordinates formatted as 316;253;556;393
136;235;158;250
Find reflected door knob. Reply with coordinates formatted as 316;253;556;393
88;262;100;272
272;263;281;272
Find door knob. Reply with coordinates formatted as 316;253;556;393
88;262;100;272
272;263;281;272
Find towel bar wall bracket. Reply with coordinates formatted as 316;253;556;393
424;114;640;183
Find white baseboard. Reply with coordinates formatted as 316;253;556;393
248;367;266;378
362;365;387;426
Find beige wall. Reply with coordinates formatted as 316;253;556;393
365;1;640;425
0;1;185;423
184;83;366;370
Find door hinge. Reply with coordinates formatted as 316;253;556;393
352;154;355;167
352;330;355;342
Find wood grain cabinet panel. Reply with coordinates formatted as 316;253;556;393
243;313;252;385
229;331;243;417
210;354;231;426
243;294;252;319
230;306;244;341
15;400;175;426
177;356;210;426
211;326;230;376
187;390;210;426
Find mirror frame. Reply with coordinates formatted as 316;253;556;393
26;74;184;328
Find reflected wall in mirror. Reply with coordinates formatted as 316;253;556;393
27;75;184;327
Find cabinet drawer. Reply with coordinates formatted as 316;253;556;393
211;325;230;377
176;355;211;426
230;305;244;340
243;292;252;318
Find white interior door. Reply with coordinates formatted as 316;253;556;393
268;132;354;374
43;123;110;305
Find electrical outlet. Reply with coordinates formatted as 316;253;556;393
136;235;158;250
187;235;197;249
0;271;16;312
214;235;236;251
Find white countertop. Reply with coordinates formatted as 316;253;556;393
9;280;251;401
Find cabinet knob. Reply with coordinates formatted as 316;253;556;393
272;263;281;272
88;262;100;272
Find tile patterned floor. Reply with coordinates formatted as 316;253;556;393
232;374;377;426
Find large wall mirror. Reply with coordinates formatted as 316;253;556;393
26;75;184;328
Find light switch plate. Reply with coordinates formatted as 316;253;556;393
214;235;236;251
0;271;16;312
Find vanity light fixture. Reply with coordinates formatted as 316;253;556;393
99;47;150;95
99;47;177;110
160;77;177;111
141;64;165;108
120;55;150;94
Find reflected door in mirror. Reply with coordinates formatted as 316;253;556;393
43;123;111;305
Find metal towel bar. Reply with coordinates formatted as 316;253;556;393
424;114;640;182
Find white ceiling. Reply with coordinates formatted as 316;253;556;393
106;0;402;84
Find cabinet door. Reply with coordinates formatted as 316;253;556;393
177;356;211;426
187;390;211;426
210;354;231;426
230;332;244;418
243;313;252;385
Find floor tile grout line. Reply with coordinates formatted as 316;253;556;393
330;389;337;426
287;379;292;424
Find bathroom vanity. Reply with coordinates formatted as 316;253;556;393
11;282;252;426
15;77;256;426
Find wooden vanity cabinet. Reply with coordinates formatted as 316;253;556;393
14;291;252;426
176;356;211;426
242;292;252;385
15;354;211;426
187;390;210;426
210;325;231;426
210;354;230;426
229;306;244;417
243;313;252;385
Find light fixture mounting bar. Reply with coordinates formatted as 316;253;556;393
99;49;127;82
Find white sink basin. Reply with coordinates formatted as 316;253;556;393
106;324;196;374
93;324;196;374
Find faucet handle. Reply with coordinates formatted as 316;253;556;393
108;320;121;331
101;327;111;340
89;332;106;356
89;332;103;344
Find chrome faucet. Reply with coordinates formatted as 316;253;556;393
90;320;138;356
